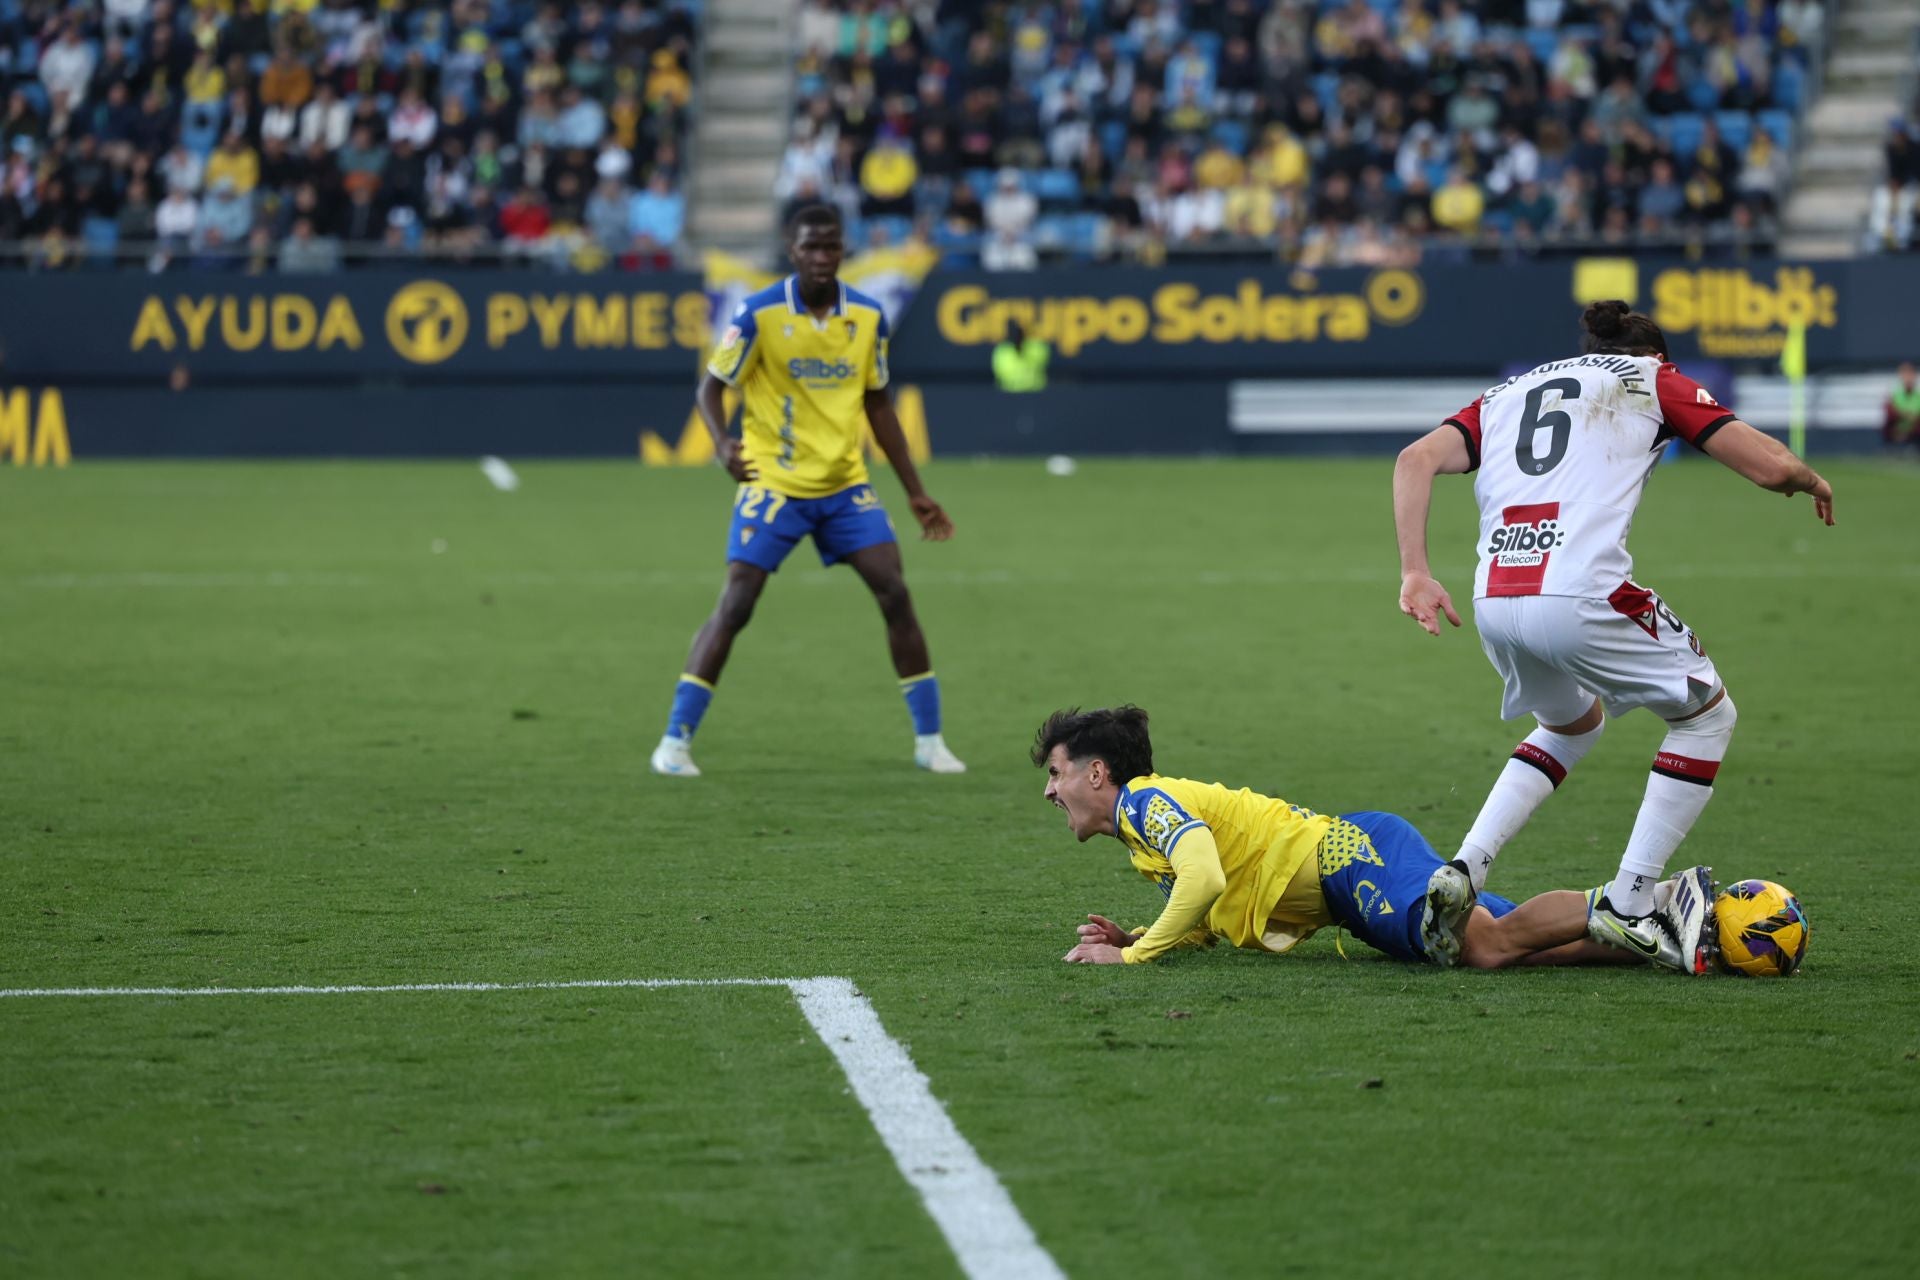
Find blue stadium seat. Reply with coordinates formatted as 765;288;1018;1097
1686;78;1720;112
1666;111;1706;155
182;104;223;155
1757;109;1794;150
81;216;119;262
1312;72;1340;114
1525;30;1560;64
1032;168;1080;206
1209;118;1250;156
865;214;914;246
1713;110;1753;150
1099;120;1127;163
1774;60;1806;111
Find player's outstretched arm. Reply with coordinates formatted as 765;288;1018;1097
1393;425;1472;636
696;372;755;483
1067;830;1225;965
1699;419;1835;525
865;388;953;540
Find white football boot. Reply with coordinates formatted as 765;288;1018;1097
649;735;702;778
1586;886;1695;972
914;733;967;774
1419;859;1477;967
1655;865;1718;976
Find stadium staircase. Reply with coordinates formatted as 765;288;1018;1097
688;0;793;260
1781;0;1920;257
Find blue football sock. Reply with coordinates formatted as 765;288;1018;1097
665;675;714;742
900;671;941;735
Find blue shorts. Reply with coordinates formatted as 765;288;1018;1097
726;482;897;572
1320;811;1518;963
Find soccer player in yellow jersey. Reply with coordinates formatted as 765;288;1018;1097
1034;706;1704;970
650;205;965;777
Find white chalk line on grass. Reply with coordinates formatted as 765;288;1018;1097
0;976;1066;1280
12;563;1916;591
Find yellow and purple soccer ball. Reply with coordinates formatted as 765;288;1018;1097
1714;880;1810;977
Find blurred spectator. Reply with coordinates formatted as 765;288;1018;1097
155;183;199;252
39;27;97;108
199;178;254;249
993;318;1050;391
986;168;1037;240
983;225;1039;271
1886;362;1920;447
626;170;684;249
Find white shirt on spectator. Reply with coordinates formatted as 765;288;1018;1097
796;3;840;57
390;102;439;149
775;134;834;201
162;148;204;194
300;98;351;151
38;35;97;106
986;182;1038;238
261;105;299;145
1047;116;1091;170
1164;188;1224;242
155;191;199;240
1486;138;1539;197
982;230;1038;272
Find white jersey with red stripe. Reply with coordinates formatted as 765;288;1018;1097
1446;354;1735;601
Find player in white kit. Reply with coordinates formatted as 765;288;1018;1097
1390;300;1835;973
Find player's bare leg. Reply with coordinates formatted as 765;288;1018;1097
1460;892;1630;968
685;561;771;683
651;562;770;777
845;543;964;772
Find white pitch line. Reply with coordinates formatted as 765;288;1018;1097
10;563;1916;592
790;977;1066;1280
0;978;789;998
0;975;1067;1280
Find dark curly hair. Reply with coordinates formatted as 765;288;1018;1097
1580;299;1668;359
1031;706;1154;782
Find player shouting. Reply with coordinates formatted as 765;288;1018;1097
650;205;965;777
1392;300;1834;972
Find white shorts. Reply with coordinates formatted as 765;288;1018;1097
1473;586;1722;724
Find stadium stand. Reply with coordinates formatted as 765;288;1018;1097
782;0;1838;266
0;0;701;270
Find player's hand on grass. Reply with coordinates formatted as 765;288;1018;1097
717;437;757;483
1804;473;1835;526
1077;914;1133;948
1399;572;1462;636
1062;942;1127;964
910;495;954;541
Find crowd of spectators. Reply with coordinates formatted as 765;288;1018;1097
0;0;699;271
779;0;1828;268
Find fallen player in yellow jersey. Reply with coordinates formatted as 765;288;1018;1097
1033;705;1710;971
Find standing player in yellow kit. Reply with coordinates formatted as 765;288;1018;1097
650;205;966;777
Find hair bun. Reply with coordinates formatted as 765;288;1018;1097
1583;299;1631;339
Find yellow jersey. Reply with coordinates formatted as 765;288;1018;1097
1113;774;1337;959
706;277;891;499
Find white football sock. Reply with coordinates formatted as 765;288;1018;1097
1457;717;1605;891
1608;695;1736;915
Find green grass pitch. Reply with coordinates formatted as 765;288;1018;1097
2;457;1916;1277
